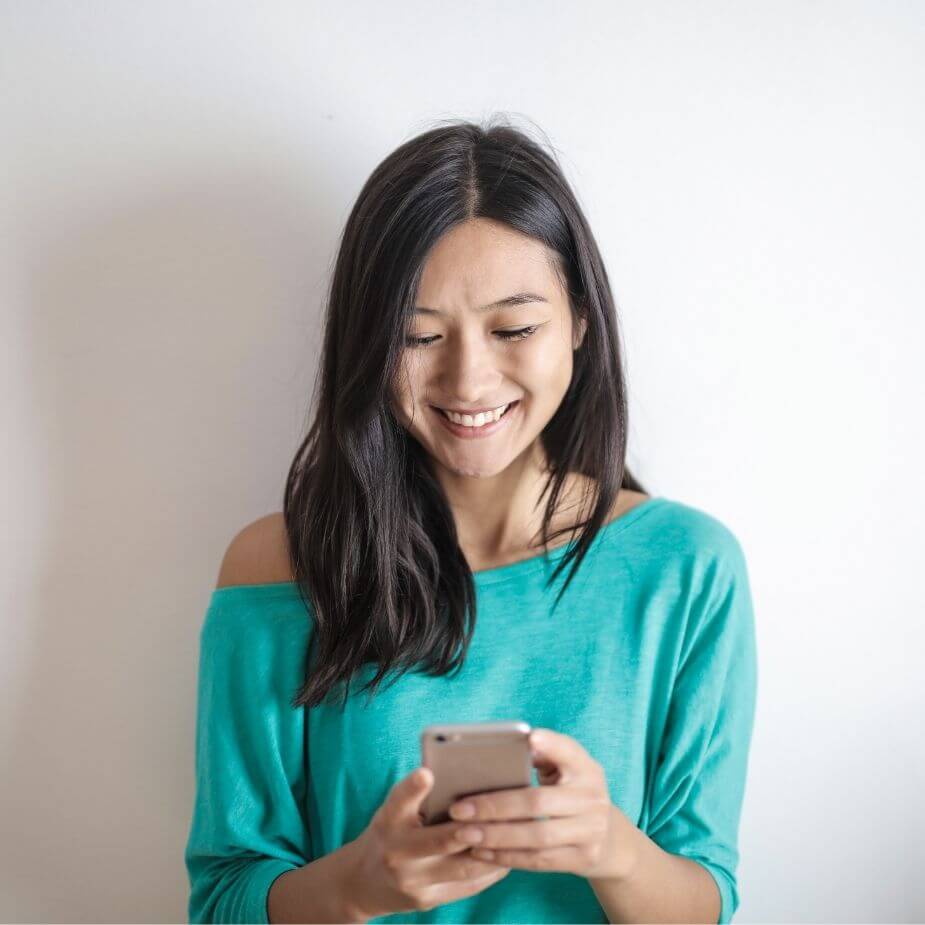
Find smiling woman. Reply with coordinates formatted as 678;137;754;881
391;219;588;508
185;117;756;925
276;120;648;711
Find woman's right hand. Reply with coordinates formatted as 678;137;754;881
345;766;511;920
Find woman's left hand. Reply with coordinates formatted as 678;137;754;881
448;727;635;880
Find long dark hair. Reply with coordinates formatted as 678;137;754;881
283;116;646;710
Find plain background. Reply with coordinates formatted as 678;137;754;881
3;1;923;921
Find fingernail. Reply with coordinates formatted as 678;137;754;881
451;802;475;818
460;827;483;842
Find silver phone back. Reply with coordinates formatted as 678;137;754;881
419;720;533;825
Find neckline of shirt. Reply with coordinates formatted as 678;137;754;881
211;495;668;601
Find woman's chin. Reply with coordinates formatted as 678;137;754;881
437;454;513;479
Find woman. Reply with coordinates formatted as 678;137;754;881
184;118;757;924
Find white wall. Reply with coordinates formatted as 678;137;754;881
2;1;923;921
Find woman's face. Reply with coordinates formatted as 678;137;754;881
391;217;586;479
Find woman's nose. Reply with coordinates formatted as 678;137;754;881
439;333;499;399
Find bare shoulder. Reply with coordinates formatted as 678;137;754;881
215;512;294;588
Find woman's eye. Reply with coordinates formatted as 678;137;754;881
496;325;539;341
404;325;539;349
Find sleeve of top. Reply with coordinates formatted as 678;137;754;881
644;532;758;924
184;596;314;924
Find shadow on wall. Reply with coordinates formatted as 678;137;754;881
4;161;338;919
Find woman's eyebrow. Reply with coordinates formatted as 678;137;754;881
413;291;549;315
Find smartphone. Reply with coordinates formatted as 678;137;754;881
419;720;534;825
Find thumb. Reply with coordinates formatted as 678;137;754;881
389;766;433;824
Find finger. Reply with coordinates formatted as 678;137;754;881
384;766;434;826
463;812;602;851
384;846;509;899
384;770;486;861
399;818;489;860
529;728;589;782
414;863;510;909
432;857;512;885
531;750;560;784
470;844;582;872
450;784;605;822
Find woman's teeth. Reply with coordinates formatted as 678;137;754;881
441;402;511;427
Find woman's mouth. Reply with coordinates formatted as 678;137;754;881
430;400;520;439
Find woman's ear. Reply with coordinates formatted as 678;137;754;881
573;313;588;351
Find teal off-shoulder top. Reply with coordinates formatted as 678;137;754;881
184;496;758;923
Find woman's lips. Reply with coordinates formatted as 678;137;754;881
431;400;519;439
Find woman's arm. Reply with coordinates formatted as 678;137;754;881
185;576;317;923
614;527;758;924
267;839;367;924
588;805;721;924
